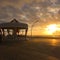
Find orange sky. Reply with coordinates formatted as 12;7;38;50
0;0;60;36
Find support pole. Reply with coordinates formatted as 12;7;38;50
25;29;28;40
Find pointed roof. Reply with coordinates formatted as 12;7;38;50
10;19;19;23
0;19;28;29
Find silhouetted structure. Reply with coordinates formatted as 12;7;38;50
0;19;28;41
0;29;2;42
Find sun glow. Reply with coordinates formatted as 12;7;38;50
45;24;57;35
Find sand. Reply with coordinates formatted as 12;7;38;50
0;38;60;60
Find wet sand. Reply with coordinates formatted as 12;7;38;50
0;38;60;60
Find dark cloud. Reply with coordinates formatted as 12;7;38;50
0;0;60;24
0;0;33;8
56;0;60;4
0;0;21;3
0;5;22;21
39;0;52;7
0;13;9;19
2;5;20;14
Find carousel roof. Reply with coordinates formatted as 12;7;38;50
0;19;28;29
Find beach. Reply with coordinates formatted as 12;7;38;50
0;38;60;60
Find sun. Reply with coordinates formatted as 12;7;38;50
45;24;57;35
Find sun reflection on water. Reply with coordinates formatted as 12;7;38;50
50;39;57;46
28;38;60;46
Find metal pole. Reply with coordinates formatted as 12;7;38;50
31;20;39;39
31;26;32;39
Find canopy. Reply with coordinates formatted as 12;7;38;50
0;19;28;29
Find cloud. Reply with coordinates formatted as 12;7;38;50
0;5;22;21
0;0;60;24
56;0;60;4
0;13;9;19
0;0;33;8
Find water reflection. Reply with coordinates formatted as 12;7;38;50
49;39;60;46
29;38;60;46
50;39;57;46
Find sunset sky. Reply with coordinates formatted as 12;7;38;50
0;0;60;36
